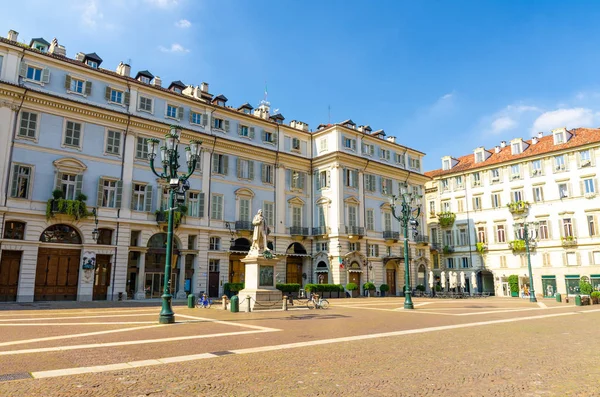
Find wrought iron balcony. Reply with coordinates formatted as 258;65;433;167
383;231;399;242
235;220;253;231
430;242;442;251
414;235;429;244
290;226;309;236
312;226;330;236
442;245;455;254
345;226;365;237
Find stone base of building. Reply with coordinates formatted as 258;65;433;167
237;289;283;311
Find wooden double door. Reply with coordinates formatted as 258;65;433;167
93;255;112;300
35;248;80;301
0;251;21;302
386;269;397;295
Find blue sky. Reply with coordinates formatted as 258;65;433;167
3;0;600;170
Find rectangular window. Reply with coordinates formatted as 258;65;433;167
563;218;574;237
190;112;202;125
531;159;542;175
264;202;274;226
457;199;464;213
538;220;549;240
381;178;392;195
239;125;249;137
139;96;153;113
447;258;454;269
264;131;275;143
212;154;228;175
587;215;596;237
583;178;596;194
211;194;223;220
209;237;220;251
292;137;301;151
209;259;220;272
187;192;200;217
18;111;38;138
461;257;469;268
319;138;328;152
496;225;506;243
472;196;482;210
348;242;360;252
362;143;373;156
317;242;328;252
136;137;149;159
348;206;357;227
455;176;463;189
166;104;178;119
429;201;436;217
472;172;481;186
26;65;42;81
459;228;467;246
580;150;592;167
384;212;392;231
533;186;544;202
475;151;484;163
343;137;356;150
554;155;566;171
292;206;302;227
441;201;451;212
365;174;376;192
61;173;77;200
11;165;31;199
213;118;224;130
317;206;326;227
132;184;147;211
441;179;449;191
262;164;274;184
237;159;253;180
396;153;406;167
110;89;123;104
491;193;501;208
443;230;453;246
368;244;379;257
491;168;500;182
409;157;420;171
344;169;358;188
511;190;523;202
317;170;329;190
64;121;82;148
477;226;486;244
443;159;451;170
511;142;521;155
558;183;569;198
102;179;117;207
380;149;390;161
239;198;251;222
554;132;564;144
69;77;84;94
366;209;374;230
291;171;305;190
106;130;121;155
511;164;520;178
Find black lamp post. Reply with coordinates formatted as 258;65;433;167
147;126;202;324
514;221;539;303
91;208;99;242
389;183;421;310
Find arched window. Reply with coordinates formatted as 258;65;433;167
39;224;82;244
4;221;26;240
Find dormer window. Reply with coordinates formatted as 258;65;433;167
443;159;451;170
243;108;250;114
86;60;98;69
135;70;154;85
217;100;224;106
475;151;484;163
554;131;564;144
140;76;150;84
173;87;181;94
29;38;50;53
511;142;522;155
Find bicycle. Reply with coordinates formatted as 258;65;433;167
198;294;212;309
307;294;329;309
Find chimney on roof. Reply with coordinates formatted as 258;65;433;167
200;82;209;93
531;136;538;145
75;52;85;62
48;38;66;56
500;141;507;148
386;136;396;143
7;30;18;42
152;76;162;87
537;131;543;138
495;145;501;153
290;120;309;131
116;62;131;77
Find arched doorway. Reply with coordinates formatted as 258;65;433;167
348;261;362;295
316;261;328;284
286;243;306;284
385;261;397;296
480;270;495;295
145;233;180;298
36;224;82;301
229;237;251;283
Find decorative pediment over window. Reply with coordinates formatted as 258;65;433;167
316;197;331;205
379;202;392;211
288;196;305;206
53;158;87;174
344;251;366;265
344;196;360;205
234;187;254;198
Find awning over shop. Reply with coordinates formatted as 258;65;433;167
541;275;556;279
315;269;329;273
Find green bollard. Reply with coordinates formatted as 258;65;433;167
575;294;582;306
230;295;239;313
187;294;196;308
555;292;561;303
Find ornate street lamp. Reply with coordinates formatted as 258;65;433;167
147;126;202;324
514;220;539;303
91;208;99;242
389;183;421;309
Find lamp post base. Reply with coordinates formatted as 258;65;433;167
529;295;537;303
159;293;175;324
404;292;414;310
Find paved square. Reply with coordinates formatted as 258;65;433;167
0;298;598;396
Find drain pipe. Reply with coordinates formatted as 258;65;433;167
205;109;217;228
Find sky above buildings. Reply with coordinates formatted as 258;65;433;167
3;0;600;170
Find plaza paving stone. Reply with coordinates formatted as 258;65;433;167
0;297;597;396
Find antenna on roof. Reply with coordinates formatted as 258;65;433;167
127;58;132;67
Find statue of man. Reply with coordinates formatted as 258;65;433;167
251;209;269;253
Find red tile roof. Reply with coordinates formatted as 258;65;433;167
425;128;600;178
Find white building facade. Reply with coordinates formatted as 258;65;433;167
425;128;600;298
0;30;429;302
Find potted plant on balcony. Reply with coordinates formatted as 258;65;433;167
379;283;389;297
346;282;359;298
46;190;89;220
476;242;487;255
509;240;526;252
363;282;376;297
443;245;454;254
507;200;530;214
508;275;519;297
437;211;456;228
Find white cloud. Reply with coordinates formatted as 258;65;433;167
81;0;103;28
490;116;516;133
531;108;597;132
175;19;191;28
159;43;190;53
441;93;453;100
145;0;178;8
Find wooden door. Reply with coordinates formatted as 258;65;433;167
208;272;219;297
0;251;21;302
349;272;360;286
229;257;244;283
286;257;302;284
386;269;396;295
93;255;111;300
35;248;80;301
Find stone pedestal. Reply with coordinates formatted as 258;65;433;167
237;254;282;311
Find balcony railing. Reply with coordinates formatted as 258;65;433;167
290;226;309;236
235;220;253;231
312;226;330;236
383;231;399;241
414;235;429;244
345;226;365;237
561;236;578;247
431;242;442;251
508;239;535;252
442;245;454;254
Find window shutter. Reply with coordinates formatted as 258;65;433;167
10;164;19;197
224;120;230;132
41;68;50;83
237;158;242;178
177;106;184;121
223;155;229;175
145;186;153;212
272;131;278;145
96;178;104;207
370;146;374;156
54;172;63;192
352;171;358;188
351;139;356;151
202;114;208;127
314;170;319;190
189;111;193;124
237;124;242;136
375;245;379;257
130;185;136;210
64;75;72;90
75;174;83;197
262;164;268;183
85;81;92;96
249;127;255;139
124;92;131;106
269;166;274;184
547;220;553;239
343;169;347;186
299;172;305;189
248;161;254;180
365;174;371;191
572;218;578;237
199;192;205;218
19;62;27;77
104;86;111;101
580;180;585;196
327;170;331;188
115;180;123;208
261;129;266;142
589;251;594;265
562;252;567;265
212;154;219;174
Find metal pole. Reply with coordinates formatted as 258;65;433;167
403;205;414;309
525;224;537;303
159;188;176;324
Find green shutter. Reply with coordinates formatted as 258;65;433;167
55;172;63;191
343;168;347;186
202;114;208;126
105;86;111;101
115;180;123;208
327;170;331;187
75;174;83;198
64;75;72;90
85;81;92;96
124;91;131;106
223;155;229;175
224;120;230;132
272;131;278;145
262;164;268;183
177;106;184;121
199;192;205;218
19;62;27;77
237;157;242;178
41;68;50;83
248;161;254;180
189;111;193;124
249;127;255;139
212;154;219;174
10;164;19;198
299;172;305;190
96;178;104;207
145;186;153;212
237;124;242;136
261;129;266;141
130;185;136;210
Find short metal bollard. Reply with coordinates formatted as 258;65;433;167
575;294;582;306
283;295;288;311
556;292;561;303
222;295;229;310
187;294;196;308
246;296;251;312
230;295;239;313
